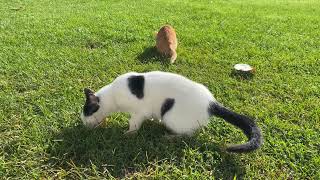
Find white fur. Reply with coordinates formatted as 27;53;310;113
81;71;217;135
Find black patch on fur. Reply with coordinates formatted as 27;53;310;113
83;100;100;116
83;88;100;116
208;101;262;153
161;98;175;117
128;75;145;99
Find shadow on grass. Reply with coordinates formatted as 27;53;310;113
230;69;255;80
47;120;245;178
136;46;171;66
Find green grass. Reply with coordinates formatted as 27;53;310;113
1;0;319;179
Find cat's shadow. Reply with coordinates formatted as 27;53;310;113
230;69;254;80
137;46;170;65
47;120;245;178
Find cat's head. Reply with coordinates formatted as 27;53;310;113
81;88;102;128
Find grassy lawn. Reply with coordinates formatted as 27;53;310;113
1;0;319;179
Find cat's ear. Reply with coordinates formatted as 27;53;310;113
84;88;95;99
83;88;100;116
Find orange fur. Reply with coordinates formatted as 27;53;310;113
156;25;178;63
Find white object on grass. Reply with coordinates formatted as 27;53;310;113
234;64;253;72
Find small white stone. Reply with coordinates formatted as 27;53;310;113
234;64;253;72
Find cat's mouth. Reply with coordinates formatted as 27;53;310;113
93;117;105;128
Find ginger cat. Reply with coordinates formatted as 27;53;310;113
156;25;178;63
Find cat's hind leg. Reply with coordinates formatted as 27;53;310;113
168;48;177;63
161;110;196;136
169;51;177;63
125;113;145;134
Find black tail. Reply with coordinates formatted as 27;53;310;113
208;102;263;153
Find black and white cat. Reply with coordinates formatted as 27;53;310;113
81;71;262;153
